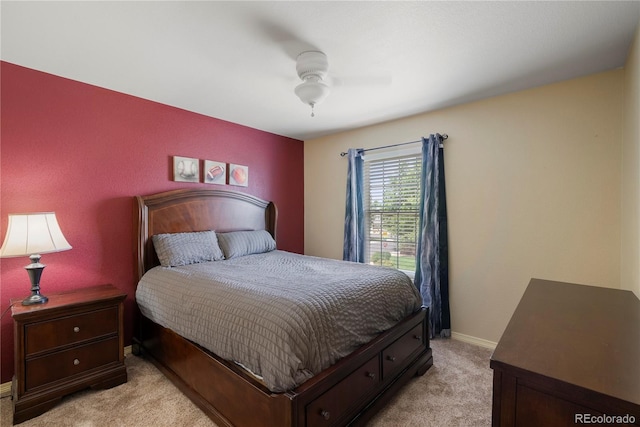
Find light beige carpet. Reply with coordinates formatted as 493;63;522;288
1;338;493;426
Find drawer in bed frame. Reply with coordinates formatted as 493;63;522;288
305;354;380;426
382;322;424;381
305;320;427;427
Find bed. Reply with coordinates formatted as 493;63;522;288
133;188;433;427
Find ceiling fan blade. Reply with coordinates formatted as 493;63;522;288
256;19;320;61
331;75;393;87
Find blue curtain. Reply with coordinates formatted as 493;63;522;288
414;134;451;338
343;148;365;263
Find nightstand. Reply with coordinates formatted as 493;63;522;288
11;284;127;424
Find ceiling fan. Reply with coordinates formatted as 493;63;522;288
294;51;330;117
292;49;392;117
259;21;390;116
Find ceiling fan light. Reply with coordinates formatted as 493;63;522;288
294;80;330;106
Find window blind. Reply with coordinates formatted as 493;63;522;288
364;153;422;273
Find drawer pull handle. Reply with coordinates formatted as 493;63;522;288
387;355;396;362
320;410;330;420
366;372;376;380
73;327;80;333
73;359;80;366
413;334;421;340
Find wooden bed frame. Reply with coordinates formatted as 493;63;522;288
133;188;433;427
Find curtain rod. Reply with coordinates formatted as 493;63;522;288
339;134;448;157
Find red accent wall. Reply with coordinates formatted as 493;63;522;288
0;62;304;383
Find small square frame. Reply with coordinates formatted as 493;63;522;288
203;160;226;185
228;164;249;187
173;156;199;182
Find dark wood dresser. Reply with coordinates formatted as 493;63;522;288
11;284;127;424
490;279;640;426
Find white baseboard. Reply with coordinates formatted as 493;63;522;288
0;345;133;399
451;331;498;350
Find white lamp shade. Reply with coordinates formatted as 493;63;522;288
295;79;330;106
0;212;72;257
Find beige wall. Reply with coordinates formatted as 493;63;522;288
622;25;640;298
304;69;624;344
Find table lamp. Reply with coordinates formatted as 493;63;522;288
0;212;72;305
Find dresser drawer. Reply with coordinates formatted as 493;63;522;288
382;322;424;380
306;355;380;427
25;307;118;355
25;336;120;391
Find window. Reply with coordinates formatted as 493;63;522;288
363;148;422;276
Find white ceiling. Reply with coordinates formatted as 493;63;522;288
2;1;639;141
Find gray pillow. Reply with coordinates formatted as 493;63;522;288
152;230;224;267
217;230;276;259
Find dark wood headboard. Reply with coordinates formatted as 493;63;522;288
135;188;277;280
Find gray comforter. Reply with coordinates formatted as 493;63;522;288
136;250;422;392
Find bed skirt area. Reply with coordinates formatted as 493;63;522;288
133;307;432;427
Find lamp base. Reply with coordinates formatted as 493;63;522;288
22;293;49;306
23;255;48;306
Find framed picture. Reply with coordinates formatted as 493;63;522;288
203;160;226;185
228;163;249;187
173;156;199;182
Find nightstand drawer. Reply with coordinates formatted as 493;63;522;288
25;337;120;391
25;307;118;355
